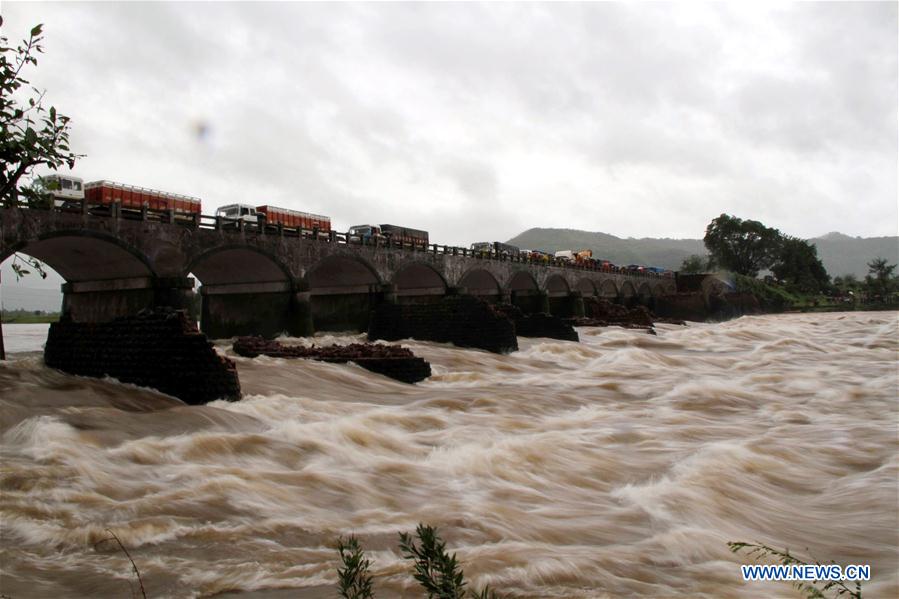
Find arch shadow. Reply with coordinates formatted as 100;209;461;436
3;230;155;282
459;267;501;296
393;261;448;296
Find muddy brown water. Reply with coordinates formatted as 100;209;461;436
1;312;897;598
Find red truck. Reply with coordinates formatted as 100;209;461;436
215;204;331;232
84;180;201;215
255;205;330;231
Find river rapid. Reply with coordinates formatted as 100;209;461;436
0;312;897;598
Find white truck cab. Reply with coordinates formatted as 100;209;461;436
216;204;258;225
40;174;84;207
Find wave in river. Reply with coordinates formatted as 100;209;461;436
1;312;897;598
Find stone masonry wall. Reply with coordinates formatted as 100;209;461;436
44;309;241;404
368;295;519;354
493;303;579;342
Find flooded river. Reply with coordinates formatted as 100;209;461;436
1;312;897;598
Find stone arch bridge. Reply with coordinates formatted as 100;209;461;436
1;207;675;337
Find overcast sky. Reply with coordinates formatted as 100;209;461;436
3;1;897;248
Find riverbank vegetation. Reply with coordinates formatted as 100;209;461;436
0;308;59;323
698;214;898;313
338;523;498;599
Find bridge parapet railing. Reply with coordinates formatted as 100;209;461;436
4;202;666;278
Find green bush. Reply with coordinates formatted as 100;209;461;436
336;524;498;599
733;274;798;311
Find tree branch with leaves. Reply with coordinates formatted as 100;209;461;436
1;18;83;206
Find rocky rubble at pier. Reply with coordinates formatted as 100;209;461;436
232;337;432;384
567;298;686;333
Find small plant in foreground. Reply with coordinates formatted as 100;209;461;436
337;535;375;599
729;541;862;599
336;524;498;599
94;529;147;599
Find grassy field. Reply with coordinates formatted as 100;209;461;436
1;310;60;324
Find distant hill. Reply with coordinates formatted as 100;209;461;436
506;228;899;278
808;232;899;279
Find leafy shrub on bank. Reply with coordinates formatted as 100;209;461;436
733;274;798;311
338;523;498;599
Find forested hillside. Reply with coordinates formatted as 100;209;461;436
506;228;898;277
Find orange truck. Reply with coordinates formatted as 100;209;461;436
84;180;201;215
255;205;330;231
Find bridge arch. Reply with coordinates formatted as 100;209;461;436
458;267;501;297
188;245;297;338
305;254;381;292
575;278;597;297
305;254;382;332
544;274;570;297
507;270;539;293
507;270;542;313
2;230;155;282
619;280;637;306
2;230;164;324
392;261;447;300
598;279;618;299
188;245;292;286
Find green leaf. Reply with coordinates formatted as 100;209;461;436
30;24;43;37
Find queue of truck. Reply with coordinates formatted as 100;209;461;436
37;173;672;276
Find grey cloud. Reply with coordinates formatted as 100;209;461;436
2;1;895;245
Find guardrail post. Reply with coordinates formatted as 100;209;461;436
312;226;319;240
278;222;283;237
215;215;222;231
452;246;458;256
192;212;199;228
81;198;89;215
168;207;175;224
141;203;148;221
329;230;336;243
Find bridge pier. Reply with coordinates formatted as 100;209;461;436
310;285;382;332
571;291;586;318
200;281;312;339
62;276;195;323
547;291;584;318
510;290;549;314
